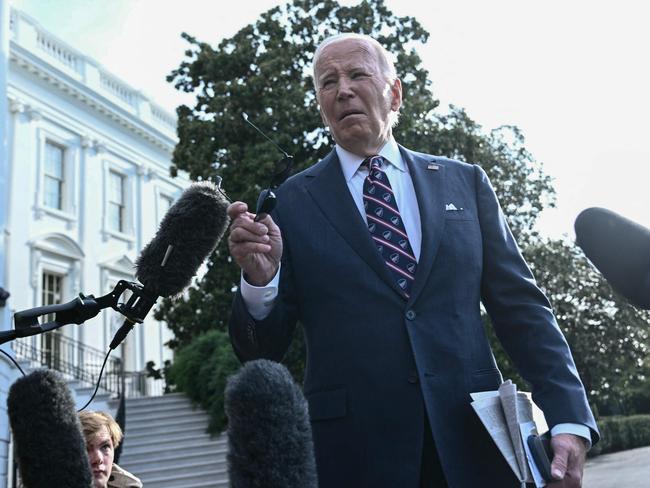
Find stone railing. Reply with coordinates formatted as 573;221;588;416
13;334;123;394
9;8;177;137
36;31;81;73
100;72;137;108
151;103;177;127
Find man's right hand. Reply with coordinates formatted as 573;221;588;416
227;201;283;286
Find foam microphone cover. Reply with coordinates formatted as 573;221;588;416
8;369;92;488
575;207;650;309
225;359;317;488
135;181;230;298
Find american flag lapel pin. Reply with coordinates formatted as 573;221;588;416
427;162;440;171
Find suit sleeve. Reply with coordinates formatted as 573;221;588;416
474;164;599;443
228;207;299;363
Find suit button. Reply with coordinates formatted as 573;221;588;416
408;373;419;384
405;310;416;320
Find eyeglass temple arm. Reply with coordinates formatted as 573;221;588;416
241;112;292;159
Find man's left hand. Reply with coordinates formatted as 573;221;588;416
547;433;587;487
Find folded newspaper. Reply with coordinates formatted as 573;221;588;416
470;380;550;487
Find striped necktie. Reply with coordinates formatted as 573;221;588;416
362;155;417;298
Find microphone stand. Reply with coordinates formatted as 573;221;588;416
0;280;158;346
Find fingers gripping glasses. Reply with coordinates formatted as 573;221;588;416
242;113;294;222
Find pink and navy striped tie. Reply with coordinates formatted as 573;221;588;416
362;155;417;298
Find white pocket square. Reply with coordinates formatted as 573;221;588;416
445;203;463;211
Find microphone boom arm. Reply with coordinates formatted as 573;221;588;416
1;280;156;346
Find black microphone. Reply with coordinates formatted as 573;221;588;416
8;369;92;488
136;181;229;298
111;181;230;348
225;359;317;488
3;181;230;349
575;207;650;310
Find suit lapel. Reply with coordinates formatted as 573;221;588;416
304;150;405;295
400;146;446;304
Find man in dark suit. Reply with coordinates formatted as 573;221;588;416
227;33;598;487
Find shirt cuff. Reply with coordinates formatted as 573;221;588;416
551;423;592;450
239;265;280;321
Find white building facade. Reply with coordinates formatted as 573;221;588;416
0;8;189;486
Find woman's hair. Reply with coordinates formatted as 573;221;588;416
78;410;124;449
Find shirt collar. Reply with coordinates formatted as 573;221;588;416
336;136;404;183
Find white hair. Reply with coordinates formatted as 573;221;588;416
312;33;397;91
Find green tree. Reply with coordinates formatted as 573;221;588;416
167;329;240;434
157;0;553;353
525;239;649;415
486;238;650;416
160;0;649;417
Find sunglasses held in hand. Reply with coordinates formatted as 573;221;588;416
241;113;294;222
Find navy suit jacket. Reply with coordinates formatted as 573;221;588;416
230;145;598;487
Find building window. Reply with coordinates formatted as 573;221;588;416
41;272;64;369
102;159;135;244
43;141;65;210
159;194;173;224
108;170;126;233
35;126;80;222
42;272;63;318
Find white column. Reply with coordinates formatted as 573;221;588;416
7;99;39;309
1;4;20;488
1;0;11;311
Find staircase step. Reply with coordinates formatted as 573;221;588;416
126;416;209;435
169;482;228;488
126;402;196;417
125;393;189;406
127;458;228;480
75;391;112;403
139;468;229;487
121;445;227;467
122;435;226;456
124;430;226;451
126;408;209;424
75;385;105;396
118;392;230;487
65;378;82;390
125;424;212;443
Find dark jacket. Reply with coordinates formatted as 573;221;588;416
230;146;598;487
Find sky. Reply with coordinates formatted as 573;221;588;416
10;0;650;239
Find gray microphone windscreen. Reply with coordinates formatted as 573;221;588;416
575;207;650;310
8;369;92;488
225;359;317;488
135;181;230;298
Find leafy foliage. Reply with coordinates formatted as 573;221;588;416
589;415;650;456
407;113;555;246
488;239;650;416
167;329;240;434
158;0;553;350
160;0;648;417
523;239;649;415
